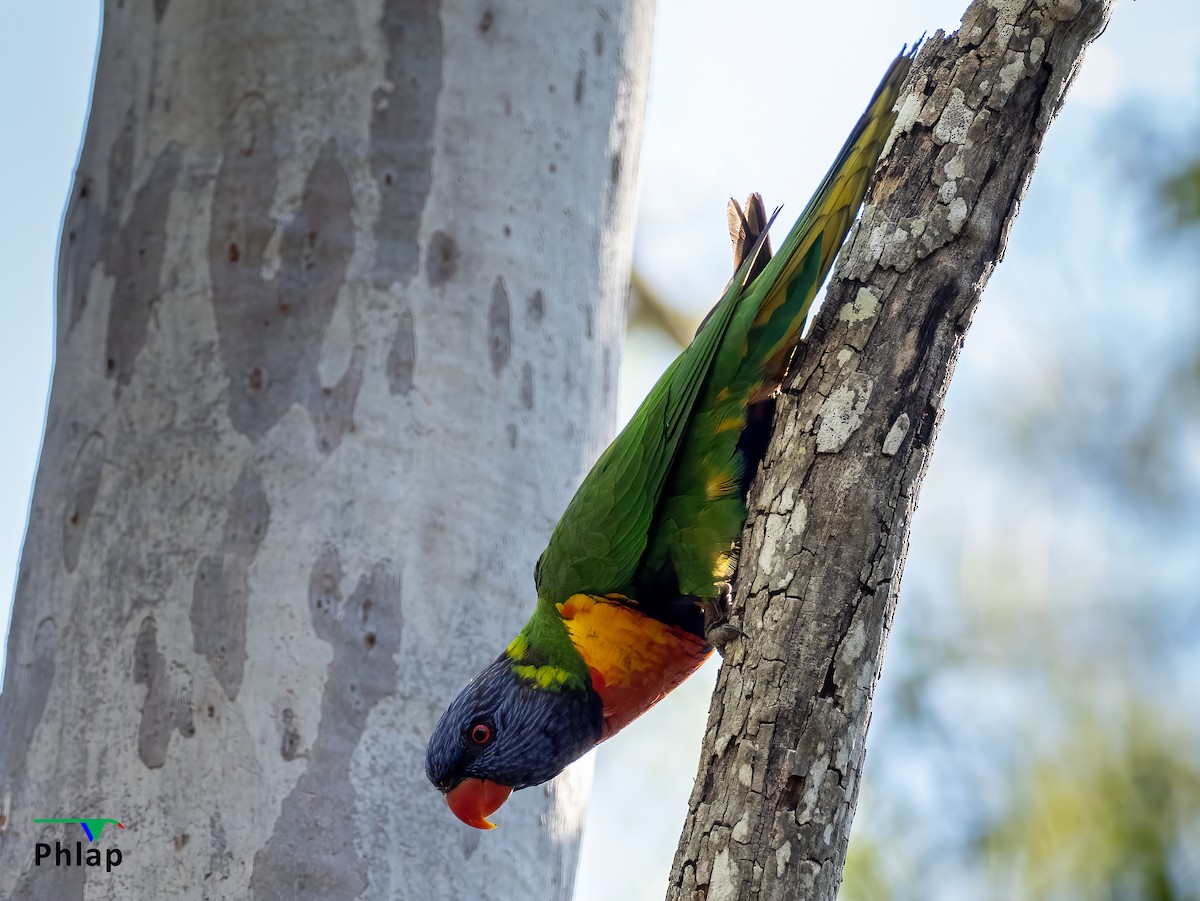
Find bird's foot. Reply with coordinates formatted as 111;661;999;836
702;582;745;656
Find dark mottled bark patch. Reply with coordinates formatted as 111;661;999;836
603;347;613;404
0;617;57;820
610;152;622;186
310;354;365;455
520;362;534;409
190;463;270;699
505;423;518;448
250;546;402;901
478;8;494;34
461;829;481;860
370;0;443;288
62;433;105;572
107;115;135;205
425;230;458;287
594;30;604;56
386;310;416;395
59;175;102;332
8;853;84;901
527;289;544;323
104;143;181;385
209;119;359;453
60;113;137;332
133;616;194;768
574;66;586;104
280;707;302;760
488;276;511;376
154;0;169;22
208;810;234;879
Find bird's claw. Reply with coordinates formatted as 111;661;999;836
702;582;746;656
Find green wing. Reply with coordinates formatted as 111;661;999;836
644;51;914;598
534;226;772;604
536;50;914;607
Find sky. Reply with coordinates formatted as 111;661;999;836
2;1;1199;899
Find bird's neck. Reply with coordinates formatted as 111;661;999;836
504;599;592;692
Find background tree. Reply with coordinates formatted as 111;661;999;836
0;2;651;898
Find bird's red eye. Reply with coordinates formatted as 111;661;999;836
469;722;492;745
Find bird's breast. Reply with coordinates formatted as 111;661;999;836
557;593;711;739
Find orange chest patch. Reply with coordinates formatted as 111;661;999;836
557;594;712;739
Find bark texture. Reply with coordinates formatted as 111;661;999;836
0;1;652;899
668;1;1116;898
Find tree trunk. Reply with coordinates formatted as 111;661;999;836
667;1;1115;898
0;1;651;898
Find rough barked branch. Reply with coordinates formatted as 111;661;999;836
667;1;1116;898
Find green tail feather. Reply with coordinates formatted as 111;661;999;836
641;50;915;601
534;49;916;628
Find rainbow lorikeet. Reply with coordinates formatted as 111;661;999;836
426;50;914;829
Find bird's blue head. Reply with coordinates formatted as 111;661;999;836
425;654;603;828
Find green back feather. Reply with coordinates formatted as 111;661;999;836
533;222;773;604
535;50;915;614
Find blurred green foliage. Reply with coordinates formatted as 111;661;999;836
1162;159;1200;231
984;706;1200;900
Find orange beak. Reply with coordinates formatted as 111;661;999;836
445;778;513;830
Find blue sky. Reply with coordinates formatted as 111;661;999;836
2;1;1198;898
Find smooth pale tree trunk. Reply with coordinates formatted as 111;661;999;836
668;1;1116;899
0;1;652;898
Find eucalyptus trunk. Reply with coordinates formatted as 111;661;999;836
0;1;651;898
